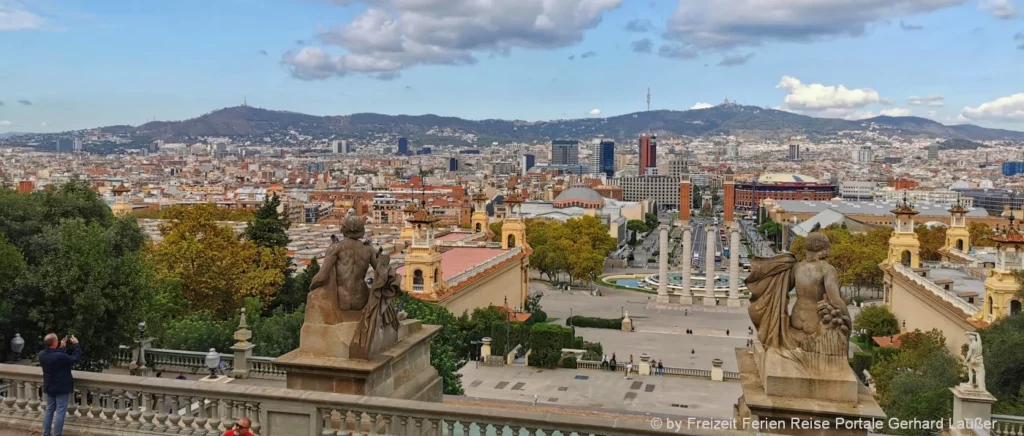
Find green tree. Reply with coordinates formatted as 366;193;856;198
914;224;947;262
627;219;649;234
870;329;961;435
272;259;319;312
10;218;154;371
397;294;466;395
978;313;1024;410
968;222;995;247
853;305;900;340
758;220;782;239
644;212;658;230
152;204;287;317
488;221;503;243
245;194;291;250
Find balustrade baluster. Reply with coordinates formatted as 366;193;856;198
367;413;379;436
114;390;129;428
166;393;182;432
87;388;101;420
1;380;16;414
414;417;423;436
194;396;209;434
509;425;522;436
222;399;237;430
445;420;455;436
101;389;114;421
352;410;363;436
205;398;221;436
127;390;142;430
337;409;351;436
397;415;409;436
319;408;334;436
14;381;28;416
247;402;262;434
141;393;156;431
154;393;169;431
181;395;197;435
26;381;41;418
429;419;440;436
380;414;394;436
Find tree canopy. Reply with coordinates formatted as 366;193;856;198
968;222;995;247
244;194;291;250
151;203;287;317
526;216;615;284
790;226;892;297
627;219;648;234
853;305;900;340
978;313;1024;412
0;183;153;371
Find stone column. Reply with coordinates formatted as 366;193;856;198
679;226;693;305
229;308;255;379
728;227;741;307
704;227;717;306
657;224;670;303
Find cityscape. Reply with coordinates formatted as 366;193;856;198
2;1;1024;436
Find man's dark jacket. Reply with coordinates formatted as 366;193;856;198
39;344;82;395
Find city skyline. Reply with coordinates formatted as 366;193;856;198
1;0;1023;133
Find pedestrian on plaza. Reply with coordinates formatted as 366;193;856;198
625;362;633;379
726;329;730;336
657;360;664;376
39;333;82;436
691;349;695;355
684;309;688;316
601;354;608;369
175;373;186;380
222;417;254;436
533;395;539;406
610;354;617;372
155;372;162;378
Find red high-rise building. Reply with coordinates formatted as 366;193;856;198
679;177;691;222
16;180;34;194
724;168;735;224
639;135;657;175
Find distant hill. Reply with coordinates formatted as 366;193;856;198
12;103;1024;143
937;138;987;150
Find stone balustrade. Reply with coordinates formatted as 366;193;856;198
993;414;1024;436
113;346;285;379
0;364;736;436
892;263;979;316
573;361;739;381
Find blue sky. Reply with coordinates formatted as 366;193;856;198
1;0;1023;133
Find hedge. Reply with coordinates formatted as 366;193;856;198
529;323;572;369
583;341;603;360
561;356;578;369
566;316;623;329
850;351;873;380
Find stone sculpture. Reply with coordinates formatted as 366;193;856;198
744;231;852;366
306;215;403;359
962;332;985;391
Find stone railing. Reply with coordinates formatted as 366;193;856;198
573;362;738;381
892;263;979;316
993;415;1024;436
446;246;522;289
0;364;733;436
114;347;284;379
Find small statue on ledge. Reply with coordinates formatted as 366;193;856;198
962;332;986;391
745;232;852;363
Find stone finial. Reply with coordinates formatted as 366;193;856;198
233;307;252;346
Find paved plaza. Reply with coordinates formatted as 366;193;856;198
534;282;862;373
457;364;741;419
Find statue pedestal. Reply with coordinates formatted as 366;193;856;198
950;385;997;436
753;345;859;404
735;348;886;436
677;295;694;305
727;297;742;308
655;294;671;304
274;319;442;403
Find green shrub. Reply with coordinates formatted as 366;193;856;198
566;316;623;329
527;309;548;324
562;356;578;369
529;323;570;369
573;336;585;349
851;351;873;378
582;341;603;360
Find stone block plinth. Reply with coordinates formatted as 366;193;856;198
950;385;997;436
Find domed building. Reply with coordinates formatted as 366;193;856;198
553;184;605;209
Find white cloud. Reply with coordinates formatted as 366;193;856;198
663;0;969;53
979;0;1017;18
690;102;713;110
961;93;1024;122
0;0;46;31
907;95;945;107
0;120;11;126
776;76;886;111
880;108;912;117
588;108;602;116
284;0;622;79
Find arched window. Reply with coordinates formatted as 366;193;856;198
413;269;424;290
434;268;440;285
956;239;964;251
988;296;994;315
475;223;482;232
900;250;912;266
507;234;516;247
1011;300;1022;316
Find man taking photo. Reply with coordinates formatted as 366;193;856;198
39;333;82;436
223;417;254;436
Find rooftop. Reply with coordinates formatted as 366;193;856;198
397;246;510;282
772;199;989;217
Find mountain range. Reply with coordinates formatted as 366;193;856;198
14;103;1024;143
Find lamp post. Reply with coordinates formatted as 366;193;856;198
9;333;24;363
205;349;221;380
136;321;147;369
